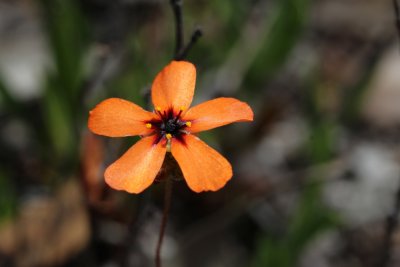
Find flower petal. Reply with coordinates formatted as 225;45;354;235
88;98;155;137
105;136;166;194
183;97;253;133
171;134;232;192
151;61;196;112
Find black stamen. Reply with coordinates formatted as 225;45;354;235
173;109;183;123
156;109;164;118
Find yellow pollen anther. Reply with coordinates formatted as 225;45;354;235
179;106;185;111
185;121;192;127
155;106;161;112
145;123;152;129
166;133;172;140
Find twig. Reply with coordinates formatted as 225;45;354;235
155;177;173;267
170;0;202;60
176;28;203;60
170;0;184;58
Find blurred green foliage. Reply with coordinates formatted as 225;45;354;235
253;82;340;266
0;0;89;222
253;183;339;267
0;171;16;223
0;75;19;112
40;0;88;162
246;0;310;89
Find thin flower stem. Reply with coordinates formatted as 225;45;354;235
170;0;202;60
170;0;184;58
155;176;173;267
176;28;203;61
154;2;200;265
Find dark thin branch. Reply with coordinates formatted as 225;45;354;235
176;28;203;60
170;0;202;60
170;0;184;58
155;177;173;267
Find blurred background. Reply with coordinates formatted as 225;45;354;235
0;0;399;266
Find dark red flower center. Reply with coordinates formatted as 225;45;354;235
146;108;190;145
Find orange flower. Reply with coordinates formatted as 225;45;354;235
88;61;253;193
